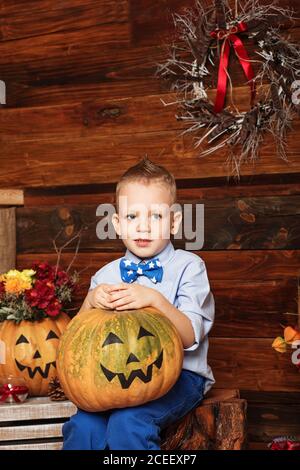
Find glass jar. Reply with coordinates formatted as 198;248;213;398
0;375;29;404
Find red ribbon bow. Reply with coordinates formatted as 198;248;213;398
0;383;29;403
210;22;256;113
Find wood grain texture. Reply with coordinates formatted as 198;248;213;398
162;397;247;450
0;189;24;206
0;208;16;274
131;0;300;46
16;249;300;282
0;0;129;41
22;178;300;205
0;396;76;422
247;399;300;444
210;338;300;392
0;86;272;140
1;24;299;112
0;22;131;85
1;125;299;188
15;193;300;253
0;423;63;441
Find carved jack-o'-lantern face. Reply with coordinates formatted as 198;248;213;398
57;308;183;412
0;313;70;396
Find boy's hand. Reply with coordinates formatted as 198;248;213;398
88;284;115;310
106;283;162;311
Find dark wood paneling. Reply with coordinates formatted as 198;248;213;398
23;179;300;206
2;27;299;105
212;278;298;338
0;39;155;86
0;0;129;41
1;94;184;140
247;403;300;442
17;249;300;282
7;79;167;108
0;86;271;140
16;193;300;252
241;390;300;404
131;0;300;45
209;338;300;392
2;125;300;189
0;22;131;85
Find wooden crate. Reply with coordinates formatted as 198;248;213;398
0;397;77;450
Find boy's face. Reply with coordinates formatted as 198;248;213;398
112;181;182;259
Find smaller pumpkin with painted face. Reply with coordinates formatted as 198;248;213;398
56;307;183;411
0;313;70;396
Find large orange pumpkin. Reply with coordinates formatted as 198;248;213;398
0;313;70;396
57;307;183;411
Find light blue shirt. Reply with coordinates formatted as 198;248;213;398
89;240;215;394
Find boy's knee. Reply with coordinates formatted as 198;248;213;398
62;409;108;450
107;408;160;450
108;407;140;429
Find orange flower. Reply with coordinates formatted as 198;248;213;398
5;278;32;295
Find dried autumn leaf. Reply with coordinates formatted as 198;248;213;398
272;336;287;353
284;326;300;344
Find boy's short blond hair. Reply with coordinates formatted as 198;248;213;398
116;156;177;212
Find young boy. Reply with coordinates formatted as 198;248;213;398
63;157;215;450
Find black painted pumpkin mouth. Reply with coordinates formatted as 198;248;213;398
15;359;56;379
100;350;164;389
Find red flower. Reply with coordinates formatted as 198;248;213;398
32;262;55;282
0;281;5;299
25;280;56;309
56;269;71;287
46;299;62;317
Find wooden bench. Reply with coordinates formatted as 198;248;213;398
0;389;247;450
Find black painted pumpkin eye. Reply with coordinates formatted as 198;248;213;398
102;332;124;347
137;327;155;340
46;330;59;340
16;335;29;345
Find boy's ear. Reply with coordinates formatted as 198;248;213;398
111;212;121;236
170;210;182;235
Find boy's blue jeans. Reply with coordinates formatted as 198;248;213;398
62;370;206;450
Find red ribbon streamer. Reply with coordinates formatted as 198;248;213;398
210;22;256;113
0;384;29;403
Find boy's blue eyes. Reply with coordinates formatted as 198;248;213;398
126;214;162;220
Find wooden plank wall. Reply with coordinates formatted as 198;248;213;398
0;0;300;448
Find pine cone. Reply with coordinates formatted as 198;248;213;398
48;377;68;401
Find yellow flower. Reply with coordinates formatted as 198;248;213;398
22;269;35;277
5;277;32;294
5;269;21;279
1;268;35;294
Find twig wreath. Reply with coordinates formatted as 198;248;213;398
157;0;300;178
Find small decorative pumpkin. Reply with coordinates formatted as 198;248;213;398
56;307;183;411
0;313;70;396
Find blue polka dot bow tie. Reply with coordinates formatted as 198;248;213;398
119;257;163;284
